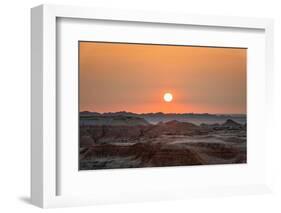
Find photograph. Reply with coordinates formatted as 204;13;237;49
79;41;247;170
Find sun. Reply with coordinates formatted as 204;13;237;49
163;92;173;102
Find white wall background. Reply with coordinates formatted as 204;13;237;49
0;0;280;212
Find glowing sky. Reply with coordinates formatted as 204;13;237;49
79;41;246;114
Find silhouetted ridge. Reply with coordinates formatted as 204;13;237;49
80;111;246;125
222;119;241;127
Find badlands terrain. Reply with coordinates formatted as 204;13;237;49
79;112;246;170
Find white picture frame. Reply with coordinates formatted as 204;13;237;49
31;4;274;208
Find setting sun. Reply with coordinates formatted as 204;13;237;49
163;92;173;102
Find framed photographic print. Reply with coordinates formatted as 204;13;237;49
78;41;247;170
31;4;274;208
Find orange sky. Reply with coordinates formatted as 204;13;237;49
79;41;246;114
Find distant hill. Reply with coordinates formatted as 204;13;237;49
222;119;242;127
144;120;209;137
201;119;245;130
80;115;149;126
80;111;246;125
79;118;245;146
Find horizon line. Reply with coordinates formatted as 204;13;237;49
79;110;246;115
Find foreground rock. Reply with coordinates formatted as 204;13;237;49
80;117;246;170
80;143;204;170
